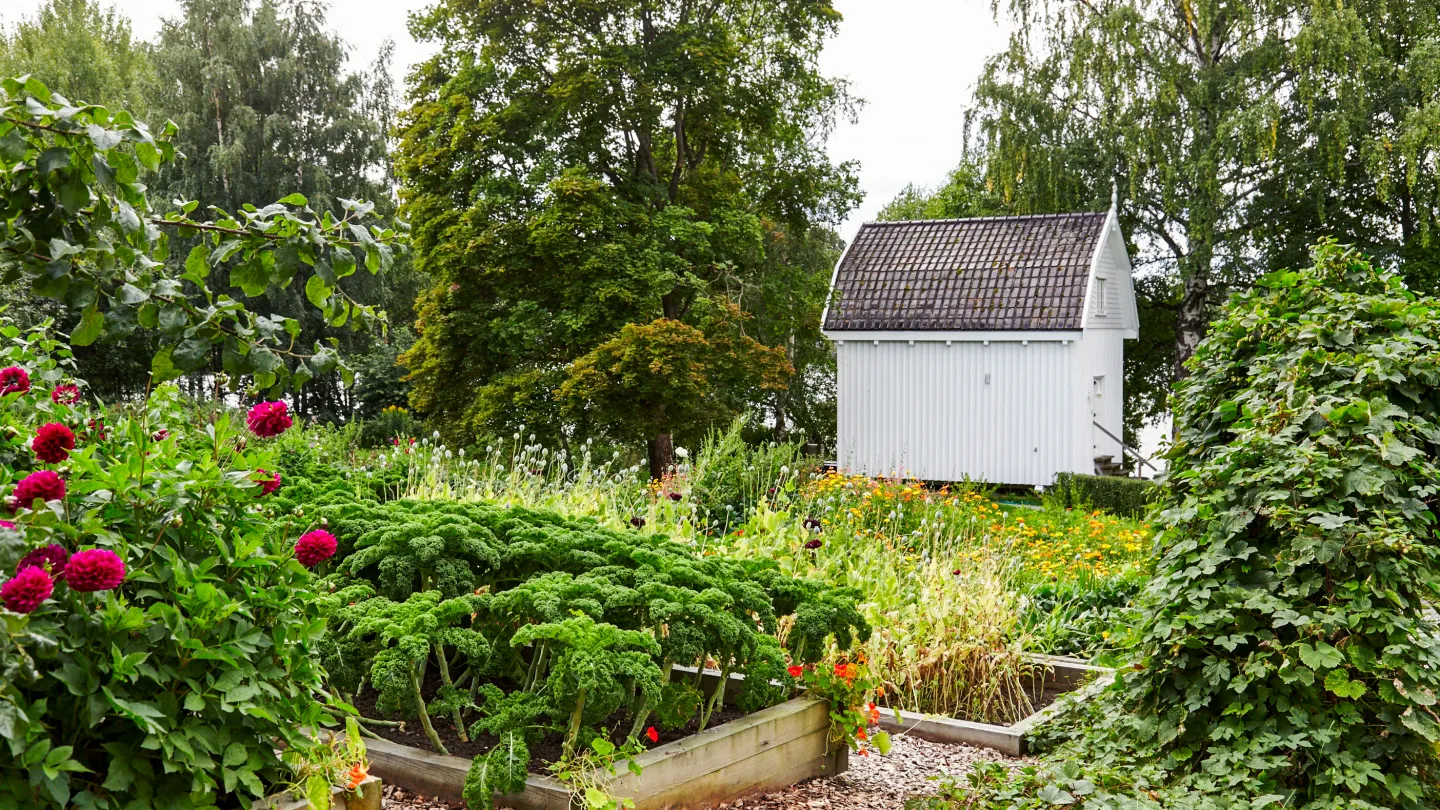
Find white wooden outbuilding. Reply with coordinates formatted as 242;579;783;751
821;206;1138;486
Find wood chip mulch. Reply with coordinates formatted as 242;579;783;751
381;735;1026;810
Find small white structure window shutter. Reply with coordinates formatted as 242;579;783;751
1095;277;1109;317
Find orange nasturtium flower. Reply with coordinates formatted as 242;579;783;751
346;763;368;791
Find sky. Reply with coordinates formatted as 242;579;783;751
1;0;1010;240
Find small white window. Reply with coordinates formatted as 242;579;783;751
1095;277;1109;317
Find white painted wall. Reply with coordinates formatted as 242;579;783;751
835;338;1090;485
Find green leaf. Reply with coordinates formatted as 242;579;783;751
186;245;210;278
71;304;104;346
1036;784;1076;805
1299;643;1343;671
279;193;309;206
223;742;247;767
1325;670;1367;699
38;147;70;175
872;730;891;756
183;693;205;712
305;274;331;309
306;774;331;810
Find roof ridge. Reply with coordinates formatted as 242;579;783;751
864;211;1108;227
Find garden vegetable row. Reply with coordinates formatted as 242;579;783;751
292;491;870;808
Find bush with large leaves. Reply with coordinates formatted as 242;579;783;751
0;322;343;809
940;242;1440;808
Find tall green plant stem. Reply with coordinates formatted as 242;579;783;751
564;688;587;757
410;665;448;756
698;665;732;732
628;662;672;739
435;642;469;742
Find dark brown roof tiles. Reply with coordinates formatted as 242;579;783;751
824;212;1107;331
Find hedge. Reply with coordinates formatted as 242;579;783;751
1047;472;1157;520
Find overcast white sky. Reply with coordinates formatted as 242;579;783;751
2;0;1009;240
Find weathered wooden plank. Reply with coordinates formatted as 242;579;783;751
875;709;1025;757
367;697;836;810
250;775;383;810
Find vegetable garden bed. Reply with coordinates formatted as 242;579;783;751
365;694;844;810
875;656;1113;756
251;775;383;810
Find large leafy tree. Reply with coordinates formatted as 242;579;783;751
396;0;860;475
147;0;417;418
0;0;159;398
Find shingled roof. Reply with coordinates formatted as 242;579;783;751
823;212;1109;331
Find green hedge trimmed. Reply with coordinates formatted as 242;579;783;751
1048;472;1158;520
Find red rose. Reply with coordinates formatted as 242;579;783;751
10;470;65;512
246;401;293;438
1;566;53;613
787;665;804;678
50;384;80;405
16;543;69;576
645;726;659;743
255;468;282;497
32;423;76;463
295;530;337;567
0;367;30;395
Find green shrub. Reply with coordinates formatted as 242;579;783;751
1047;472;1158;519
942;242;1440;808
0;323;339;809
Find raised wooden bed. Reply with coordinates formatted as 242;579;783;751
251;775;383;810
875;654;1115;756
366;694;844;810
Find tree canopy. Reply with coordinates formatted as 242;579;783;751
396;0;860;475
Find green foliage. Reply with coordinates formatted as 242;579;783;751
0;74;406;397
946;242;1440;808
397;0;859;468
1047;473;1158;521
688;417;811;532
311;484;870;807
0;322;338;809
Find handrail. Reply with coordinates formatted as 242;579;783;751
1092;421;1159;474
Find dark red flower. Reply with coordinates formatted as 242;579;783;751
803;517;822;531
1;566;53;613
952;568;963;576
629;516;646;529
804;539;823;550
246;401;293;438
255;468;282;497
31;423;76;463
50;384;80;405
667;492;682;502
86;418;107;441
0;367;30;395
787;665;804;678
296;530;337;567
151;428;170;442
10;470;65;512
645;726;659;743
65;549;126;592
16;543;68;576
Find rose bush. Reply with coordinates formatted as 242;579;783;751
0;321;341;809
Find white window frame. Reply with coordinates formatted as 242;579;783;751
1095;277;1109;317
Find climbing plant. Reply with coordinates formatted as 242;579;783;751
935;241;1440;808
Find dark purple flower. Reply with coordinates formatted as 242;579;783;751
629;516;646;529
1;566;53;613
804;539;823;550
803;517;822;531
16;544;68;576
64;549;126;592
667;492;682;502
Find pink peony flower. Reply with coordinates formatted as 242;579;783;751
0;367;30;395
10;470;65;512
65;549;126;592
16;543;68;576
1;566;53;613
246;401;293;438
50;383;81;405
31;423;77;464
295;530;337;568
255;468;282;497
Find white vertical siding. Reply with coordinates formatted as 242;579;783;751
1079;330;1125;464
836;340;1088;486
1087;250;1125;328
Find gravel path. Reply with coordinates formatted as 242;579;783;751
381;735;1025;810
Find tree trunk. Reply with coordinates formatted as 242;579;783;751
773;398;788;443
647;433;674;481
